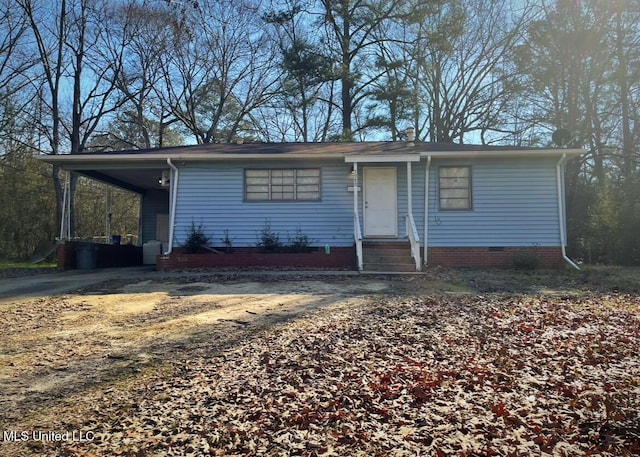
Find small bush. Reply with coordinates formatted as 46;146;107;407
257;219;282;252
183;221;209;253
287;227;311;253
512;253;541;270
221;229;234;253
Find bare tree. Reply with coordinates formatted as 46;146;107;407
0;0;34;142
402;0;531;144
315;0;410;140
159;0;281;144
262;0;338;141
105;1;180;150
16;0;130;235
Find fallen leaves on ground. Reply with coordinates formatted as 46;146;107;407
31;293;640;456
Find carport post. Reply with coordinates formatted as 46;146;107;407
59;170;71;241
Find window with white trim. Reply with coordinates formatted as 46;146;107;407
439;166;472;210
245;168;321;201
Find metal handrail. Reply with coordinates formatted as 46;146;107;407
354;214;363;271
406;214;421;271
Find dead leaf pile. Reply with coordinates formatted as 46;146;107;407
43;294;640;456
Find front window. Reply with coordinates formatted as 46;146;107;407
439;166;472;210
245;168;321;201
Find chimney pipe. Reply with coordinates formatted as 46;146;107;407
406;127;415;146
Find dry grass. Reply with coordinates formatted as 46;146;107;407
0;268;639;456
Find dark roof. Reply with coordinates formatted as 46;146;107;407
73;141;547;157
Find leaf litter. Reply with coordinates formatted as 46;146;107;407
36;291;640;457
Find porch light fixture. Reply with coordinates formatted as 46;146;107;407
159;169;170;187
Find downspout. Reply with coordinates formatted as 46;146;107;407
423;156;432;266
556;153;580;270
164;158;179;255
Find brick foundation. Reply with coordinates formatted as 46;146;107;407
156;247;357;271
427;247;564;268
57;241;143;270
57;243;564;271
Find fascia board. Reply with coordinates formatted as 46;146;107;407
36;153;346;166
419;148;584;158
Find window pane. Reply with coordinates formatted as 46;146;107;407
246;192;269;200
298;176;320;185
439;167;471;210
272;185;294;193
440;177;469;189
246;177;269;185
297;169;320;177
441;188;469;199
441;198;470;209
297;184;319;193
246;169;269;178
440;167;469;178
245;168;320;201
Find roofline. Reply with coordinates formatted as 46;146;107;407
36;152;348;164
420;148;584;158
36;147;584;166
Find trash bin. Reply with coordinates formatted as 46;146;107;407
76;243;98;270
143;240;162;265
112;235;121;245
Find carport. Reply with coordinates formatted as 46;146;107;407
39;152;173;270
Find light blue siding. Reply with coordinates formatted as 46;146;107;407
428;157;561;247
141;189;169;244
166;156;562;250
174;160;355;248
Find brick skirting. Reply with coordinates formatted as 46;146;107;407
57;241;142;270
427;247;564;268
57;243;563;271
156;247;357;271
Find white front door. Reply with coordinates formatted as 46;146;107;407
363;167;397;237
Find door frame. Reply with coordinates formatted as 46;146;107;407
363;166;398;237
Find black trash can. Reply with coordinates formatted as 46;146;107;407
76;243;98;270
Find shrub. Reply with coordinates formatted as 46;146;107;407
183;221;209;253
287;227;311;253
512;253;541;270
256;219;282;252
221;229;234;253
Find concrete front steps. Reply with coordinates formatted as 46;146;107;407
362;240;419;272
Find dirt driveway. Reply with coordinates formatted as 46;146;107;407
0;268;415;424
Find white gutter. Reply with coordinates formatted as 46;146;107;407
423;156;432;266
556;153;580;270
165;158;179;255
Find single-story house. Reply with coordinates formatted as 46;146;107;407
40;140;583;271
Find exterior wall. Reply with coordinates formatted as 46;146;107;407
141;189;169;244
161;155;563;256
427;157;562;247
174;160;355;248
